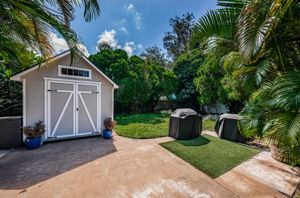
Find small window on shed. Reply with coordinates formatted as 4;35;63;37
61;68;68;75
58;65;91;79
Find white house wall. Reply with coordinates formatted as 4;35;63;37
21;54;113;131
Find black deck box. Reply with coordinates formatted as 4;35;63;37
0;116;22;149
215;114;248;143
169;109;202;140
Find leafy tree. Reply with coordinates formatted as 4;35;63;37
128;55;144;71
172;49;204;110
0;43;40;116
194;53;223;105
146;63;178;111
110;58;130;81
220;52;254;112
163;13;195;60
194;50;251;113
0;0;100;60
97;42;113;51
140;46;169;68
111;49;128;64
89;49;178;113
191;0;300;164
89;49;113;75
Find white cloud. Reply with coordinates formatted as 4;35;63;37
77;43;90;57
137;44;143;49
96;29;121;49
112;18;127;28
134;13;142;30
123;42;135;56
127;4;134;11
124;3;142;30
120;27;128;34
49;32;89;56
49;32;68;54
96;29;141;56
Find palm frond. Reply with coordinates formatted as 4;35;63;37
82;0;100;22
266;111;300;147
190;8;238;48
217;0;250;9
55;0;74;26
280;144;300;165
255;58;277;85
272;72;300;110
0;0;100;62
237;0;294;63
44;0;100;22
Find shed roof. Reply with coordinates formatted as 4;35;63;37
10;50;119;89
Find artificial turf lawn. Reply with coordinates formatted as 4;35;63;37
115;113;170;139
160;135;260;178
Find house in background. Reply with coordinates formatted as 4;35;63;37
10;50;118;141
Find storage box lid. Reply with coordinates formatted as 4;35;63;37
171;108;199;118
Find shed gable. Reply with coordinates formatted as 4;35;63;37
10;51;118;89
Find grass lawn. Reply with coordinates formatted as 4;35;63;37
115;113;217;138
160;135;260;178
115;113;170;139
202;120;215;131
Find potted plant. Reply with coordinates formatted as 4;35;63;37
23;121;45;149
102;118;116;139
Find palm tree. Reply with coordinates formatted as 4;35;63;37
191;0;300;164
0;0;100;61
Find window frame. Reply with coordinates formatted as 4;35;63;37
58;65;92;80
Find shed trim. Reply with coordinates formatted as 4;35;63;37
112;86;114;120
22;79;26;126
58;65;92;80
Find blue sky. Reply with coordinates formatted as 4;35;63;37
52;0;218;56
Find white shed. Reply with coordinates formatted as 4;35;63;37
10;50;118;141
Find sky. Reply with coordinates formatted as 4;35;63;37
51;0;218;57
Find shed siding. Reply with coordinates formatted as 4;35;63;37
21;54;113;131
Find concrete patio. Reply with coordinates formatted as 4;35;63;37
0;134;299;198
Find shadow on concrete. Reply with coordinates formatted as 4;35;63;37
0;136;117;189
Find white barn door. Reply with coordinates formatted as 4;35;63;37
46;79;100;139
76;83;100;136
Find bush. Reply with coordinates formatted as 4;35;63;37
103;118;116;131
23;121;45;139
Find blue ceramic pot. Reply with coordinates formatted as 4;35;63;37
102;130;112;139
25;137;42;149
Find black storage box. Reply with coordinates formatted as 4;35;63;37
0;116;22;149
215;114;248;143
169;109;202;140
